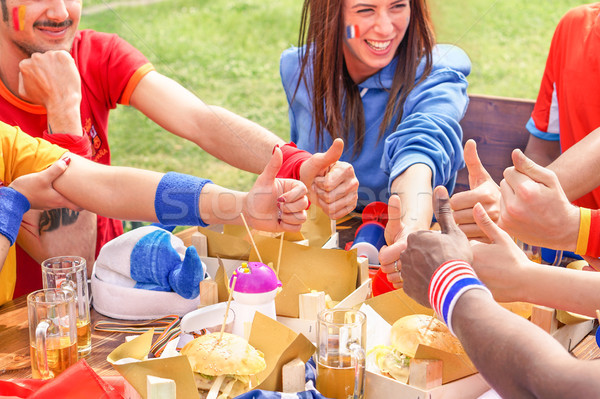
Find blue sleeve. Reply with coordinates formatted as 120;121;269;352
382;65;469;191
280;48;300;143
526;117;560;141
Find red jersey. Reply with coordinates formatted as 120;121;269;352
528;4;600;209
0;30;154;297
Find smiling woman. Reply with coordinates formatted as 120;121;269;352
280;0;470;289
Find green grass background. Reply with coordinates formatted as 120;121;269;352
80;0;584;191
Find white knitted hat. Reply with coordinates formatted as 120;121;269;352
91;226;203;320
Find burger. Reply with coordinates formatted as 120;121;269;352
181;332;267;399
369;314;466;383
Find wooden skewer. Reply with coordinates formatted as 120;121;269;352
276;233;284;277
240;213;263;263
219;275;238;341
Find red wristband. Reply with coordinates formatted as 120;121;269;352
276;142;311;180
586;209;600;258
43;130;92;159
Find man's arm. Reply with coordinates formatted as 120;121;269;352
129;71;284;174
2;160;75;274
16;210;97;275
51;150;308;232
401;187;600;398
0;235;10;270
523;134;560;168
129;71;357;218
547;126;600;201
452;289;600;399
470;193;600;318
18;51;98;269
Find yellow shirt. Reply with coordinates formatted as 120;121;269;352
0;123;67;305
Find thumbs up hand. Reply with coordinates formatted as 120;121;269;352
450;140;501;241
245;147;309;232
299;139;359;219
499;149;579;250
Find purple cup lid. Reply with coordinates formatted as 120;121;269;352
230;262;282;293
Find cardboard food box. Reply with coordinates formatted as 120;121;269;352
360;291;595;399
108;313;315;399
360;290;488;399
192;227;371;342
176;206;371;342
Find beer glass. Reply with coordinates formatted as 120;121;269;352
41;256;91;356
316;308;366;399
27;289;78;379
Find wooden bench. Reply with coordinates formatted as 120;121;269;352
454;94;535;194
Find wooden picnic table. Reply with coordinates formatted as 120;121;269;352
1;291;599;380
1;212;599;380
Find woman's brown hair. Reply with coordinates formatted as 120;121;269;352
294;0;435;157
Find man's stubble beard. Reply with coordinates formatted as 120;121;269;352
13;20;76;57
12;37;73;58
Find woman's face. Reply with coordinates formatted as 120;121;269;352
342;0;410;83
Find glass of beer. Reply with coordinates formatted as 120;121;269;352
41;256;91;357
27;289;78;379
316;308;366;399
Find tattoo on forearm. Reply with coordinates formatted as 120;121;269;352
39;209;80;235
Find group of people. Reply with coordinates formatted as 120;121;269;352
0;0;599;395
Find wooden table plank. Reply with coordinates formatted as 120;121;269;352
571;333;600;361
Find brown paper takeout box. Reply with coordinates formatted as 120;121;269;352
178;205;371;342
361;290;596;399
107;312;315;399
362;289;489;399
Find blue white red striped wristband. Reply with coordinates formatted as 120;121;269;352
428;260;492;335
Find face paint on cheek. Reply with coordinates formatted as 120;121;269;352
12;5;25;31
346;24;360;39
18;5;25;31
12;7;18;31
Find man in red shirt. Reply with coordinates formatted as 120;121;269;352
524;3;600;209
0;0;359;298
450;4;600;241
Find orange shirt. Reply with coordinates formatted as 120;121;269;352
528;3;600;209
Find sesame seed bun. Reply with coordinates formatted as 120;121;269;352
181;332;266;377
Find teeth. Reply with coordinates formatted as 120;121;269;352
366;40;391;51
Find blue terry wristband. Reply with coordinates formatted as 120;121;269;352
0;186;31;246
154;172;213;227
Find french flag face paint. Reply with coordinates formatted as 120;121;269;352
12;5;26;31
346;24;360;39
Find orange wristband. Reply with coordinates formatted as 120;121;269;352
576;207;591;255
